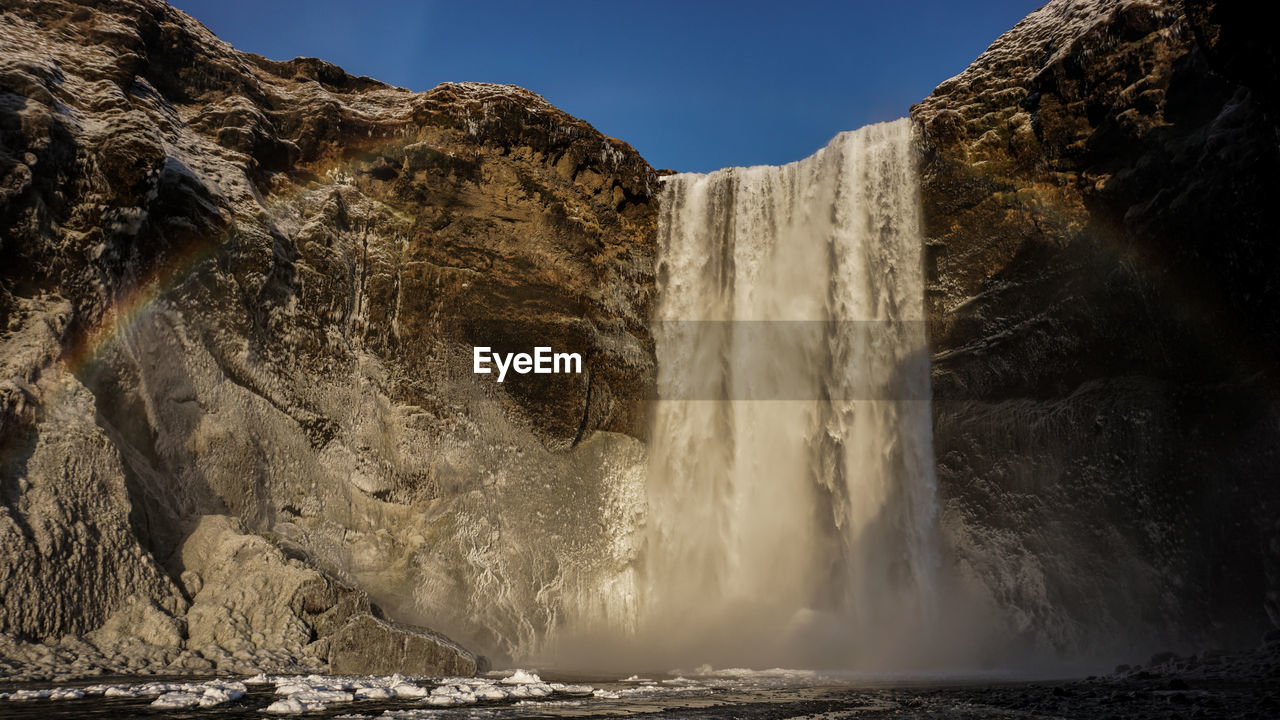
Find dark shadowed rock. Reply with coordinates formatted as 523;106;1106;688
913;0;1280;655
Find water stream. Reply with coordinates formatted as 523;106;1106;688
638;118;940;668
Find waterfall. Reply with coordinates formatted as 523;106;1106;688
640;118;941;668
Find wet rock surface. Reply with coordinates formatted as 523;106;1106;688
913;0;1280;656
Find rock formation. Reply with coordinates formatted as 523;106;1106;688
2;0;1277;679
1;0;656;677
914;0;1280;658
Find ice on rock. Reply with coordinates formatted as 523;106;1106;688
151;692;202;708
427;683;477;706
501;668;542;684
506;682;553;698
265;689;354;713
0;672;601;712
104;686;138;697
198;683;247;706
388;681;429;698
515;699;587;708
275;674;354;694
104;685;150;697
7;680;241;706
592;689;622;699
425;694;476;707
265;673;432;702
354;687;395;699
267;676;357;713
472;684;510;700
150;680;247;708
6;689;53;701
265;696;333;714
424;696;468;707
274;681;310;695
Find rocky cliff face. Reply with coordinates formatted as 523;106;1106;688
1;0;656;676
914;0;1280;659
3;0;1277;680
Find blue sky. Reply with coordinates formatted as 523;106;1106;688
172;1;1044;172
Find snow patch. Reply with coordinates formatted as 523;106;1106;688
500;668;542;684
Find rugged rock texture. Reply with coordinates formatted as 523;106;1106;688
328;614;479;677
914;0;1280;658
0;0;657;673
4;0;1276;678
0;300;187;641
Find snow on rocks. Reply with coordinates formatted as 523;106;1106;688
472;684;511;701
3;670;599;712
425;684;477;707
261;673;444;713
592;688;622;699
150;692;204;709
5;688;85;701
500;668;543;684
353;686;396;699
267;675;357;713
266;688;355;713
150;680;246;708
5;679;245;706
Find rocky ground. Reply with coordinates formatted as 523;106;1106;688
892;640;1280;720
0;632;319;682
0;514;481;682
0;644;1277;718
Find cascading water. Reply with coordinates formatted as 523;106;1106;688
638;118;942;668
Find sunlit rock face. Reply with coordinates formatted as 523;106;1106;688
914;0;1280;658
1;0;657;672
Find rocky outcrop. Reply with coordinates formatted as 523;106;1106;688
914;0;1280;658
328;614;480;677
0;298;187;641
1;0;656;673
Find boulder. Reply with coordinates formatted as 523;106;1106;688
180;515;368;658
327;613;479;677
87;595;186;651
